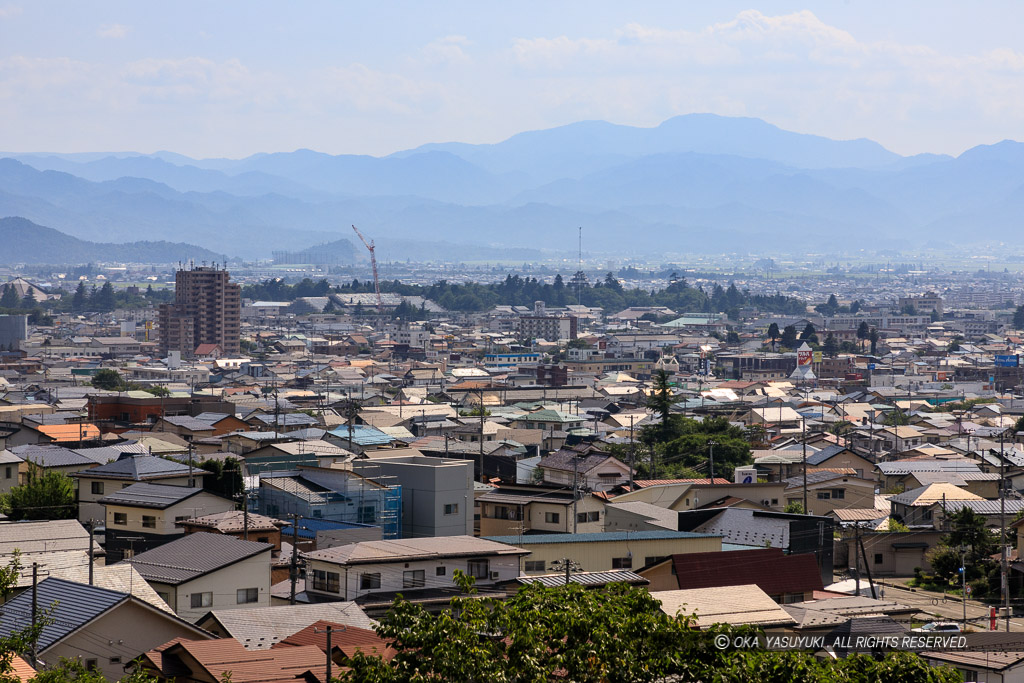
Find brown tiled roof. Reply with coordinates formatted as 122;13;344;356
145;638;326;682
668;548;824;595
274;620;395;660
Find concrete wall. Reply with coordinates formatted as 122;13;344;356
352;455;473;538
512;535;722;575
306;553;521;601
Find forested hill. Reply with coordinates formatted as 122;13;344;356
0;216;225;264
242;274;808;316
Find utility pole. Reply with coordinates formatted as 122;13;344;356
187;443;195;488
29;562;38;665
290;513;300;605
1000;430;1010;631
853;523;861;597
88;521;95;585
628;415;635;490
707;440;717;484
314;625;334;682
858;532;877;599
960;545;968;629
478;387;485;482
802;416;808;514
572;453;579;534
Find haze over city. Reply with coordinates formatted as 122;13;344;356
2;4;1024;683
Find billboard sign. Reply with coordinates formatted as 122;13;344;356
812;351;823;363
995;354;1019;367
798;349;813;366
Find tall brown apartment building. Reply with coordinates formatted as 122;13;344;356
158;266;241;358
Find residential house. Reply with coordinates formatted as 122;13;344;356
100;483;236;561
0;519;104;592
127;532;273;622
73;453;209;524
783;471;877;517
676;508;836;586
0;449;24;494
196;602;377;650
476;483;607;536
302;535;527;602
153;415;217;442
0;578;210;682
139;637;325;682
536;446;633;492
639;548;824;602
483;530;722;575
804;445;876;478
888;482;985;529
180;510;287;549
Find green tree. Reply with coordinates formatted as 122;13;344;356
822;334;839;358
766;322;780;349
339;572;958;682
143;385;171;397
1014;305;1024;330
1;464;76;521
780;324;798;349
0;284;19;309
856;321;870;351
71;281;88;312
96;282;117;312
799;322;818;344
784;501;805;514
91;368;125;391
20;289;36;310
647;370;674;438
868;327;879;355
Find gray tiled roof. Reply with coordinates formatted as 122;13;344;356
160;415;217;431
98;482;207;509
73;454;203;481
127;532;272;585
203;602;376;650
11;444;96;468
0;577;126;650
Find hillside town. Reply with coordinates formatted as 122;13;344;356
0;261;1020;679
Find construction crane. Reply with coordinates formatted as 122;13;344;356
351;224;383;312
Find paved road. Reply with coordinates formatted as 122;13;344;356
876;579;1024;631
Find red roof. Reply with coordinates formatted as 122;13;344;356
273;620;395;661
144;638;326;682
666;548;824;596
194;343;221;355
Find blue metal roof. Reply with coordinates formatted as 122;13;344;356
328;424;394;446
0;577;126;650
483;530;720;545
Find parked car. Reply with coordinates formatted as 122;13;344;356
912;622;961;633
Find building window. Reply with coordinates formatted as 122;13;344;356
544;512;560;524
142;515;156;529
612;556;633;569
190;592;213;609
403;570;425;589
467;559;490;579
831;489;845;499
874;553;883;565
816;491;831;500
444;503;459;515
436;566;446;576
236;588;259;604
175;516;189;524
85;660;98;671
645;556;668;567
156;591;169;603
524;560;545;572
3;466;10;479
113;512;127;525
360;573;381;590
109;657;122;665
257;536;269;544
91;481;104;495
576;511;600;523
312;569;341;593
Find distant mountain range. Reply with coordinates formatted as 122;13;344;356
0;216;225;264
3;113;1024;262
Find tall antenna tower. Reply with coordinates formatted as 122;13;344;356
577;226;582;305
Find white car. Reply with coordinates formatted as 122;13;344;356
912;622;961;633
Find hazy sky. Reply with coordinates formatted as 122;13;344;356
4;2;1024;158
